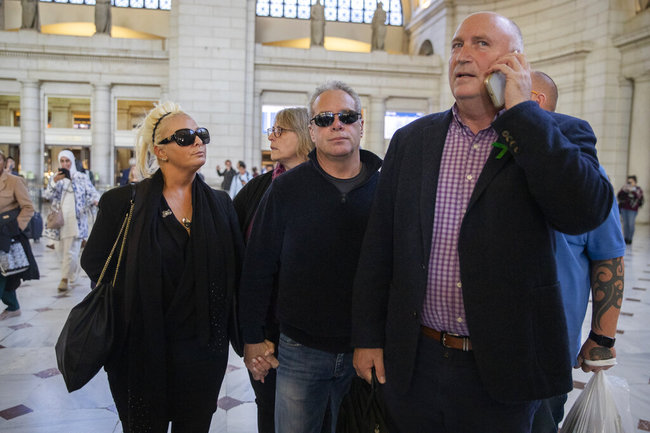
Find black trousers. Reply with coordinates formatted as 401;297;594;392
248;368;277;433
108;339;227;433
382;333;540;433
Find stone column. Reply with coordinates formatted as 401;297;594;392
428;98;436;115
91;83;112;188
0;0;5;32
168;0;253;186
367;96;386;156
627;75;650;223
19;80;41;183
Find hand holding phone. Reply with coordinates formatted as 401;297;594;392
485;72;506;108
57;168;71;180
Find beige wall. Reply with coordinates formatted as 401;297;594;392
0;0;647;222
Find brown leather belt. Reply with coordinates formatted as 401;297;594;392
421;326;472;351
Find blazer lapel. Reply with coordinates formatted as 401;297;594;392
420;111;453;261
467;138;511;210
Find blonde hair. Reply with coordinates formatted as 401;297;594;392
274;107;314;161
134;101;186;177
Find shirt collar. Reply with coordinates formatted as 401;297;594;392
451;103;505;136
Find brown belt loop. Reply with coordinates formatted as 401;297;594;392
421;325;472;352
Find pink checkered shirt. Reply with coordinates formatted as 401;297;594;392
421;105;498;336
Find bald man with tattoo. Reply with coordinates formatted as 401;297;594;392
530;70;626;433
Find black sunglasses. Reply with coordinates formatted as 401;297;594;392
310;111;361;127
159;128;210;146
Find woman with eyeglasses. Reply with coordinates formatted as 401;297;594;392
232;106;314;433
80;102;244;433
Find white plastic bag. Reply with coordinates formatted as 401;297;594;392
562;359;634;433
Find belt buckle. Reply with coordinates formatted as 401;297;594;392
441;331;468;351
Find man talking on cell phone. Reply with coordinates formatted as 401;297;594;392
351;11;613;433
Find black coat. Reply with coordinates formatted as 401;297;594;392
0;209;39;290
352;101;613;402
232;170;273;235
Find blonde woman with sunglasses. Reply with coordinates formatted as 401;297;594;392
81;102;244;433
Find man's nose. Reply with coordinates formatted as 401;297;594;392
331;114;344;130
455;44;472;62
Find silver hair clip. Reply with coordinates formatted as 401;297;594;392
162;209;172;218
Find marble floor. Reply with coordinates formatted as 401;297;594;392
0;226;649;433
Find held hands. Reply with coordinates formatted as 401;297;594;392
489;51;531;110
53;172;66;183
576;338;616;373
353;348;386;385
244;340;279;383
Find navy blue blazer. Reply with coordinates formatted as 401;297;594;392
351;101;613;402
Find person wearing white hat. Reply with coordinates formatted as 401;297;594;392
44;150;100;292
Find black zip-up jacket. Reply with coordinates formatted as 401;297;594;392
239;149;382;353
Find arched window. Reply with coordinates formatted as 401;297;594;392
256;0;403;26
38;0;172;10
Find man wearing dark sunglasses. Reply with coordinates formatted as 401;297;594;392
240;81;382;433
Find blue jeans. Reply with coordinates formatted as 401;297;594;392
275;333;355;433
0;276;20;311
620;208;637;242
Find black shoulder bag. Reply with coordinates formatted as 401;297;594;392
55;186;136;392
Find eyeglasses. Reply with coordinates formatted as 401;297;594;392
310;111;361;127
159;128;210;146
266;126;294;138
530;90;540;96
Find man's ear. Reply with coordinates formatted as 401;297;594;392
309;124;317;143
532;92;547;110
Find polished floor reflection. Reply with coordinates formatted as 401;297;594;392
0;225;649;432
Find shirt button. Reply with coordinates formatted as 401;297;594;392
466;174;473;181
457;317;464;323
456;282;462;288
472;144;479;150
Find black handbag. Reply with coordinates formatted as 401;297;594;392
337;368;390;433
55;187;135;392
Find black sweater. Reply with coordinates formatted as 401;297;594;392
239;149;382;353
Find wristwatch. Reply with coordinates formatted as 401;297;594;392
588;330;616;348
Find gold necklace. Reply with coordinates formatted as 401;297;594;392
181;217;192;229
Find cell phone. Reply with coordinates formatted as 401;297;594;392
58;168;71;179
485;72;506;108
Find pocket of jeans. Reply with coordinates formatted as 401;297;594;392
279;333;302;348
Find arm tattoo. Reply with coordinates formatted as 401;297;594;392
591;257;624;329
589;346;614;360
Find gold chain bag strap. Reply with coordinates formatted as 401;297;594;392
97;196;135;287
55;185;136;392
